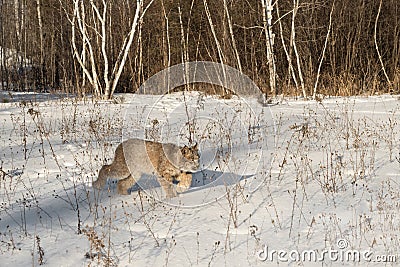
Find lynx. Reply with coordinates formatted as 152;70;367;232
93;138;199;198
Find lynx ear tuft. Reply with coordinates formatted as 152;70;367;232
181;145;189;154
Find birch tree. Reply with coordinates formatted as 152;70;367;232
64;0;154;99
374;0;391;91
36;0;44;88
261;0;276;97
291;0;306;98
14;0;25;69
313;1;334;99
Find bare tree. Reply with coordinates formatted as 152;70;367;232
223;0;242;73
261;0;276;96
63;0;154;99
0;0;398;96
203;0;225;66
374;0;391;91
291;0;306;98
0;0;6;90
276;1;298;95
36;0;44;89
203;0;228;94
313;1;335;99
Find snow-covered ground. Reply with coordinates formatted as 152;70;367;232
0;91;399;266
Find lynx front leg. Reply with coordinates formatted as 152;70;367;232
94;159;130;190
158;175;177;198
117;175;136;195
175;172;192;193
93;165;110;189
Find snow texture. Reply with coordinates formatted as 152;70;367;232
0;91;399;266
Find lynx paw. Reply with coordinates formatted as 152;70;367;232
117;182;130;195
165;188;177;198
175;172;192;193
176;184;190;193
117;186;130;195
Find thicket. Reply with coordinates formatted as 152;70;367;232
1;0;399;97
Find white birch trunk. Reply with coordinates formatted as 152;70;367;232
64;0;153;99
276;2;298;93
261;0;276;97
71;0;101;96
14;0;21;65
36;0;44;86
313;1;335;99
374;0;391;90
223;0;242;72
109;0;148;98
291;0;306;98
203;0;227;93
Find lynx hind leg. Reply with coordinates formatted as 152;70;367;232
175;172;192;193
93;143;131;190
93;165;108;189
158;175;177;198
117;175;137;195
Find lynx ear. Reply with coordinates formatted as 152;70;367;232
181;145;189;154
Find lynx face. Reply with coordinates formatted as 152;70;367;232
179;143;200;173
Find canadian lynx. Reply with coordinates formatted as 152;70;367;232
93;138;199;198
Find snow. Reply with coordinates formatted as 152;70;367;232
0;91;399;266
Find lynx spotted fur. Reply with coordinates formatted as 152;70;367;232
93;138;199;198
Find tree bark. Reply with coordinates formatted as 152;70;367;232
261;0;276;97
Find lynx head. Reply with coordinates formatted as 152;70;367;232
179;142;200;172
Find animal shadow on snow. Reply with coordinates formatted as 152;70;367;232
95;170;253;199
